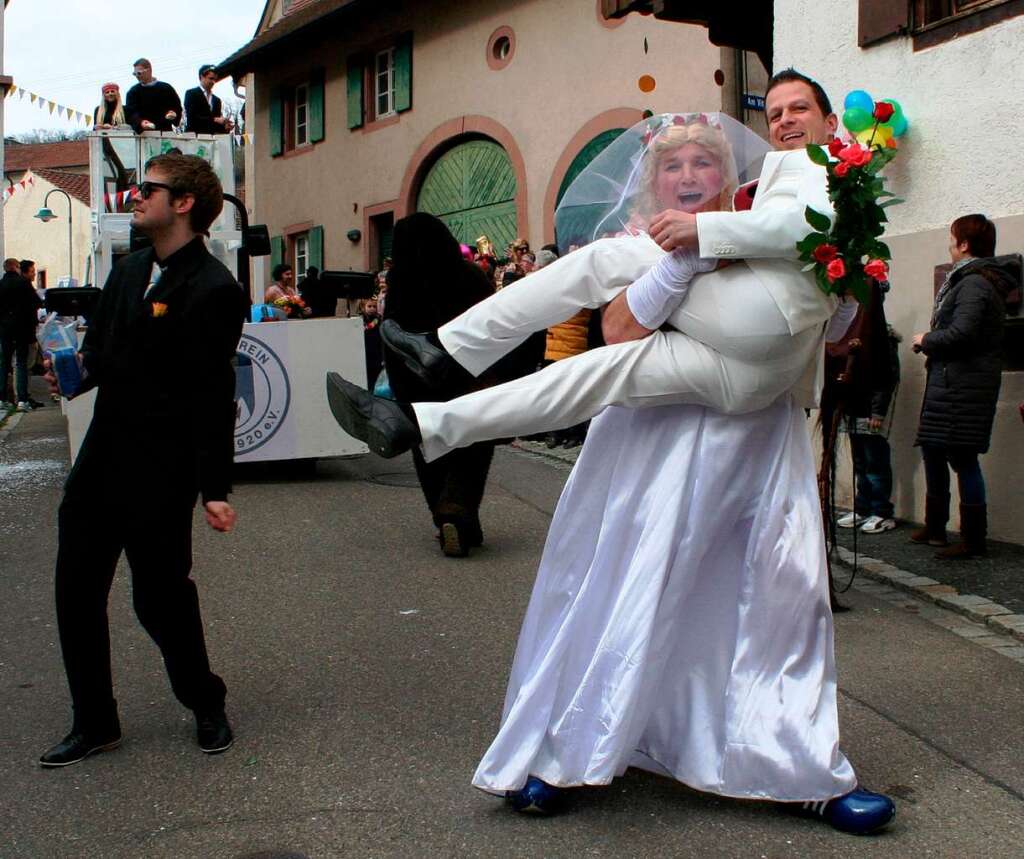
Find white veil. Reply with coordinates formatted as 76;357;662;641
554;112;771;252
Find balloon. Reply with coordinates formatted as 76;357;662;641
873;124;895;145
855;129;875;146
843;107;873;133
889;112;908;137
843;90;874;113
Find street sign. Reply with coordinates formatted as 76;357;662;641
743;94;765;111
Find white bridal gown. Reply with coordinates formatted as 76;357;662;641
472;394;857;801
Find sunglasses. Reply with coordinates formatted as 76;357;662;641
138;181;180;199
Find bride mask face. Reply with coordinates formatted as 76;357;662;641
637;122;738;221
652;143;725;214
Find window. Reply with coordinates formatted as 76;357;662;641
347;34;412;131
294;84;309;147
294;232;309;279
859;0;1023;50
269;73;324;157
375;49;396;119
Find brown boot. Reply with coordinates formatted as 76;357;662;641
936;503;987;560
909;494;950;547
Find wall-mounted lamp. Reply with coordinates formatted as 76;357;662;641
346;229;362;243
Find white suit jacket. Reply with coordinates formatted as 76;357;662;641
696;148;838;336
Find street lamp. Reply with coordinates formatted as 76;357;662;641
34;188;73;282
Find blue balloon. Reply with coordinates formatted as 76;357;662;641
890;113;908;137
843;90;874;114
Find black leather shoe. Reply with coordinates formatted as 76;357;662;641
380;319;459;388
39;729;122;768
195;709;234;754
326;372;421;458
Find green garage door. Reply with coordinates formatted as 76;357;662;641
555;127;626;247
417;139;518;253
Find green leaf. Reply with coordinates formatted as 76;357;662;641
801;262;817;272
805;144;830;166
796;231;829;255
805;206;832;232
880;197;904;208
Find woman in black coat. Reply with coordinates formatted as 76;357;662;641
383;213;496;557
910;214;1019;558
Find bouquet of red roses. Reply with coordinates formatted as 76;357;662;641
797;97;905;302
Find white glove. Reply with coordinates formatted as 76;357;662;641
625;248;718;330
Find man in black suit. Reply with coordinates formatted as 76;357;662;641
0;257;41;409
39;153;246;767
125;58;182;132
184;65;234;135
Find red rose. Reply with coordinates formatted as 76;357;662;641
864;259;889;280
873;101;895;123
838;143;872;167
827;137;844;156
813;244;839;263
834;161;851;178
826;258;846;283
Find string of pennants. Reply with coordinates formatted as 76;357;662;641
4;83;94;126
231;133;253;146
2;174;35;203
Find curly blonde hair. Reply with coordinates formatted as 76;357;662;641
633;120;738;220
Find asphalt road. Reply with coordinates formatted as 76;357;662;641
2;405;1022;858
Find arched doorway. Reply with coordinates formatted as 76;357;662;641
416;138;518;253
554;127;627;246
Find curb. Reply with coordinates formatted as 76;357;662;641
833;545;1024;645
0;408;25;444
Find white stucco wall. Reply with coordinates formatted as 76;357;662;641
774;2;1024;238
4;175;91;287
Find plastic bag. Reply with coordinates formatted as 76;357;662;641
36;312;82;398
373;367;394;400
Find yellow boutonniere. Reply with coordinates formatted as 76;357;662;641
151;302;168;318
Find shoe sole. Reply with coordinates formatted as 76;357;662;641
861;524;896;534
326;372;400;458
199;737;234;755
39;737;122;768
380;323;450;390
440;522;468;558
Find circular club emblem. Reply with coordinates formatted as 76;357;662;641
234;334;290;454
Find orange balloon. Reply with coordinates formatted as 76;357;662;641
638;75;656;93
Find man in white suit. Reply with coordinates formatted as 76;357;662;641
328;71;897;834
328;72;839;463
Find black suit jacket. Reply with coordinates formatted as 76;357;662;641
80;237;246;502
184;87;225;135
0;271;41;343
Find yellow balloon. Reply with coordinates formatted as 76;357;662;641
855;125;893;148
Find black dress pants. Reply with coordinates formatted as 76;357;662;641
54;425;226;732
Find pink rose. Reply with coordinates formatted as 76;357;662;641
838;143;872;167
826;258;846;283
864;259;889;280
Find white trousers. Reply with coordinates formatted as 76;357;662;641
416;236;819;462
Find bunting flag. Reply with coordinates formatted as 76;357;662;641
2;173;35;205
5;84;94;126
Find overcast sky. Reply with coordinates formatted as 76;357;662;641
3;0;265;137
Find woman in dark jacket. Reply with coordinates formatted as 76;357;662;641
383;213;496;557
910;214;1019;558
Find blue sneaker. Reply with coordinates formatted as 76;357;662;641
804;787;895;834
506;776;566;814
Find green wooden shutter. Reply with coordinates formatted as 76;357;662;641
269;90;284;157
309;71;325;143
347;59;364;129
394;33;412;113
270;235;285;270
309;225;324;269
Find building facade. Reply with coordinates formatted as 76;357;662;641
220;0;765;284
